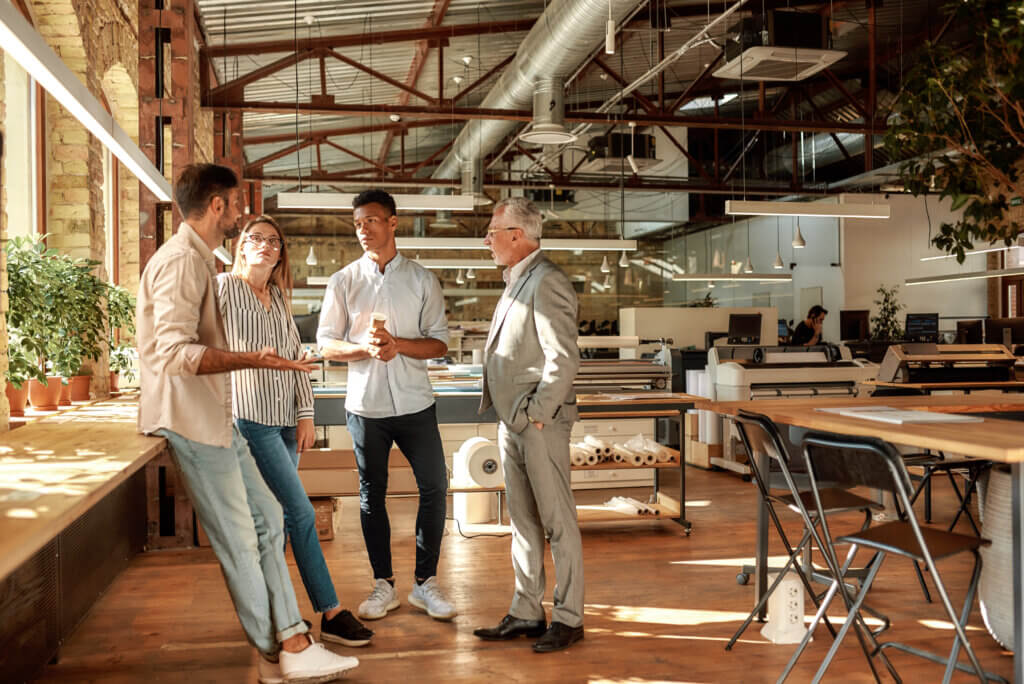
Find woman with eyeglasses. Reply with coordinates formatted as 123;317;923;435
217;216;374;648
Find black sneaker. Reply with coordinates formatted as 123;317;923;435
321;609;374;647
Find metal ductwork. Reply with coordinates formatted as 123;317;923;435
430;0;643;184
764;122;889;178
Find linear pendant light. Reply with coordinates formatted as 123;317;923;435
725;199;890;219
0;3;172;201
277;192;477;212
672;273;792;282
919;246;1018;261
396;237;637;251
905;267;1024;286
415;258;497;270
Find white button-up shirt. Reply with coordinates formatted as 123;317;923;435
317;252;449;418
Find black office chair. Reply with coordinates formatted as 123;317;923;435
725;411;885;651
779;432;1004;684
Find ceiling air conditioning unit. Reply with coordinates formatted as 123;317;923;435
713;10;845;82
578;132;658;174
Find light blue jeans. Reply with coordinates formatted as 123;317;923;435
236;418;340;614
158;427;307;655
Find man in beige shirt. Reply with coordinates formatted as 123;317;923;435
136;163;357;684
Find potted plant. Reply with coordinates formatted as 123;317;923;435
871;284;904;341
6;236;62;410
4;333;45;416
52;248;108;402
105;283;136;392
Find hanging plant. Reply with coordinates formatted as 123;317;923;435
885;0;1024;262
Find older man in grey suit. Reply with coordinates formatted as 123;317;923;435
472;197;584;653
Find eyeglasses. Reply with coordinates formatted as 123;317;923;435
244;234;283;250
485;226;522;236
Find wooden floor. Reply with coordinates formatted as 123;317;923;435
34;467;1013;683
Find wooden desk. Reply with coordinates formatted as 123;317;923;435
865;379;1024;394
703;394;1024;681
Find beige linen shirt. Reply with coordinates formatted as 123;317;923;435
136;222;233;448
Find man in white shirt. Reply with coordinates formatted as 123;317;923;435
137;163;358;683
317;189;456;623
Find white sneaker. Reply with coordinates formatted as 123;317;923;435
257;654;284;684
279;639;359;683
357;578;400;620
408;576;457;621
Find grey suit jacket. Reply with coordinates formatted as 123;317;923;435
478;252;580;433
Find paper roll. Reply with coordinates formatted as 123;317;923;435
570;445;588;466
583;434;612;455
585;451;600;466
643;450;657;466
454;437;503;488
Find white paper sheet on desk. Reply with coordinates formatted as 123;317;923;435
815;406;983;424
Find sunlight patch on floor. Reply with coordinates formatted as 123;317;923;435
918;619;982;632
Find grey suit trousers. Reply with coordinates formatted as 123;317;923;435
497;409;584;627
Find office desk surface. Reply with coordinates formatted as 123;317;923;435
864;379;1024;392
698;394;1024;463
0;397;164;581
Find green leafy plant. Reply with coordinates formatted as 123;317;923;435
105;283;136;382
885;0;1024;262
4;332;46;389
5;235;108;380
108;343;136;383
871;284;904;341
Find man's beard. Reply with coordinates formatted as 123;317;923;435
222;218;242;240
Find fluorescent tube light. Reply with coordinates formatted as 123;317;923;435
905;267;1024;286
725;200;890;219
277;192;477;212
396;237;637;251
919;246;1018;261
0;2;172;201
672;273;792;282
415;258;497;270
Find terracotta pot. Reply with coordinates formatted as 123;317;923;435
59;381;72;406
70;374;91;401
109;372;119;393
5;382;29;417
28;377;63;411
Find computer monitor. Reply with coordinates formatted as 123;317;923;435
727;313;762;345
839;310;870;341
292;312;320;343
985;317;1024;347
905;313;940;343
777;318;789;338
956;319;983;344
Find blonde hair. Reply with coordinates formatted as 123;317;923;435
231;215;294;305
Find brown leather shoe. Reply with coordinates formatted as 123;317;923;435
532;621;584;653
474;614;547;641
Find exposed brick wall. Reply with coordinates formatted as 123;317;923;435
0;47;11;429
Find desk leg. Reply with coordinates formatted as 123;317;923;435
679;409;691;535
755;450;769;622
1013;462;1023;683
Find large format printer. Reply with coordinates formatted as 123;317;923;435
706;343;878;474
710;343;878;401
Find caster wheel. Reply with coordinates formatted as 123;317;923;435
736;572;749;585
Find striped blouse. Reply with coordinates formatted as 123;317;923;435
216;273;315;426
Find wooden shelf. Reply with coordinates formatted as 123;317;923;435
575;501;679;522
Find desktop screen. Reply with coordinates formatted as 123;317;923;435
905;313;939;343
956;319;983;344
727;313;762;345
839;310;870;341
778;319;789;338
985;317;1024;346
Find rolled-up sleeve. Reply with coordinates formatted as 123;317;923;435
148;255;208;376
419;270;450;346
317;273;350;348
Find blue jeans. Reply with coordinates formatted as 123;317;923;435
236;418;340;614
346;404;448;580
157;427;307;655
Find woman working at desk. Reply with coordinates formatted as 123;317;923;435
218;216;374;648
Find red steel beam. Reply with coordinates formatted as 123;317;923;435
323;139;398;176
204;19;535;58
376;0;451;166
245;118;451;145
324;48;436;105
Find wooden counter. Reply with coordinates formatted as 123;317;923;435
0;396;165;581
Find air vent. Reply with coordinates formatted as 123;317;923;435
714;46;846;81
578;133;659;174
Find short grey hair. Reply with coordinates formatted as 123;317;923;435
493;196;543;241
